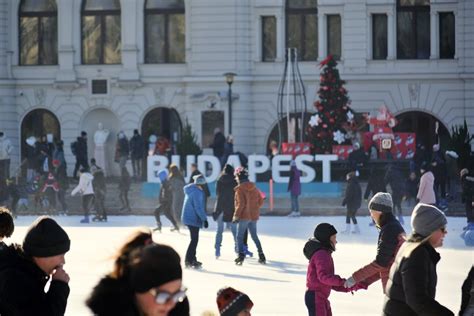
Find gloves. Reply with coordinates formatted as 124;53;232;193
344;277;356;288
203;220;209;229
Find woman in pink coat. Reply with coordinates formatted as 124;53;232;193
417;162;436;205
303;223;366;316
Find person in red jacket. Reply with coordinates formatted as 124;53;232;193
303;223;366;316
345;192;405;293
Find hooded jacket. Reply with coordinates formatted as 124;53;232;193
86;276;189;316
342;177;362;211
234;181;264;221
181;183;207;228
71;172;94;196
0;134;12;160
352;213;405;293
214;173;237;222
0;244;69;316
168;174;186;220
417;171;436;204
304;239;365;316
288;165;301;196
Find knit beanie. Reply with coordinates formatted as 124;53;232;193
224;164;234;176
217;287;253;316
23;216;70;257
193;175;206;185
411;204;447;237
313;223;337;243
129;244;182;293
368;192;393;213
158;169;168;182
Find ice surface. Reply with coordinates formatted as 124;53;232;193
8;215;473;315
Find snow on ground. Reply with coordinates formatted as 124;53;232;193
8;215;473;316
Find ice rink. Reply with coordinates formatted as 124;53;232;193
8;215;473;315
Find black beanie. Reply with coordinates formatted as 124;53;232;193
23;216;70;257
130;244;182;293
224;164;234;176
314;223;337;243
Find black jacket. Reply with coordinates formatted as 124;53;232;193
213;173;237;222
0;244;70;316
383;243;454;316
384;166;405;199
364;168;387;200
86;276;189;316
129;134;145;159
210;132;226;158
342;177;362;211
76;137;88;161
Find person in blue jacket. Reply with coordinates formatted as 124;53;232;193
181;175;209;268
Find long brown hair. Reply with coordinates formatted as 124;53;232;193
169;164;184;181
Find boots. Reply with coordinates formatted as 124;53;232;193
258;252;266;264
235;253;245;265
352;224;360;234
215;247;221;259
80;216;89;224
341;224;351;234
185;260;202;269
153;222;162;232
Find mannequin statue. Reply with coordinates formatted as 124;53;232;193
94;122;110;176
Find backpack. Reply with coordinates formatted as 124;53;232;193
71;141;77;156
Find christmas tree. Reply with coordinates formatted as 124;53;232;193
177;118;202;159
307;55;354;154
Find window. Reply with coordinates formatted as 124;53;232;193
397;0;430;59
439;12;455;59
19;0;58;65
327;15;341;60
202;111;224;148
262;16;276;62
286;0;318;61
145;0;185;63
372;14;388;60
81;0;121;64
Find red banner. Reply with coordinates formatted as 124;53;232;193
281;142;311;158
363;132;416;160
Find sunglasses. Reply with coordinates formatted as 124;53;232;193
149;287;187;305
440;227;447;234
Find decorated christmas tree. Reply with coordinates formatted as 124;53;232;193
307;55;355;154
177;118;202;158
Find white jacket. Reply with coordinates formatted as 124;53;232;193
71;172;94;196
0;136;12;160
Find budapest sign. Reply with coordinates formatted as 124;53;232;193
147;154;338;184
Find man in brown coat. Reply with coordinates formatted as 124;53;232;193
233;167;266;265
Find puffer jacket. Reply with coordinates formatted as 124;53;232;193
0;243;69;316
383;242;454;316
213;173;237;222
181;184;207;228
86;276;189;316
233;181;264;221
71;172;94;196
417;171;436;204
352;213;405;293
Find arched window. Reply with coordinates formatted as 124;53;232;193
19;0;58;65
81;0;121;64
145;0;185;63
397;0;430;59
285;0;318;61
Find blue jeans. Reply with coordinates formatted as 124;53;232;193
215;213;237;251
291;194;299;213
237;220;263;255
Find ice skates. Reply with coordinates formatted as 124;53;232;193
185;260;202;269
235;253;245;265
341;224;351;234
258;252;266;264
288;211;301;217
352;224;360;234
80;216;90;224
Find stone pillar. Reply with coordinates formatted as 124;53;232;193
387;11;396;60
430;10;439;59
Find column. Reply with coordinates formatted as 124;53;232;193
430;10;438;59
387;11;395;60
119;0;140;81
56;0;76;82
318;13;326;60
276;12;284;62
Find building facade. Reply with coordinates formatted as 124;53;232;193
0;0;473;176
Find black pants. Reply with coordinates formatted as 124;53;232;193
82;194;94;217
0;159;10;179
154;203;179;229
57;189;68;212
73;158;89;178
131;158;141;178
466;200;474;223
185;225;200;264
119;190;130;209
346;207;358;224
392;192;403;216
95;192;107;218
304;290;316;316
435;178;446;200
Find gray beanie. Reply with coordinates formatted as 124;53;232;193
368;192;393;213
411;204;447;237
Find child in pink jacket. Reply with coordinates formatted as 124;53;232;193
304;223;366;316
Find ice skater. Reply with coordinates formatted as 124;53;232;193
288;160;301;217
341;171;362;234
118;167;132;212
182;175;209;268
71;167;94;223
154;169;180;232
303;223;366;316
